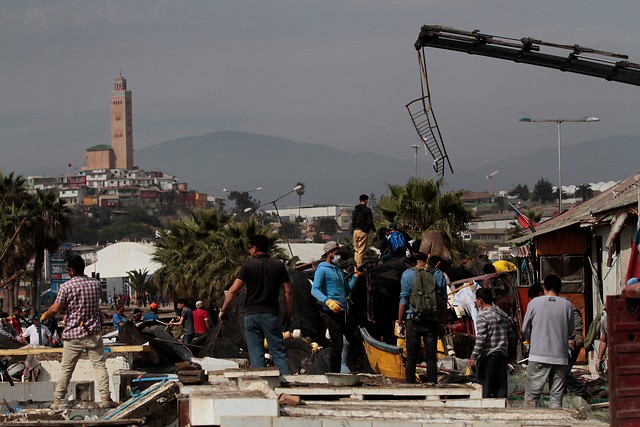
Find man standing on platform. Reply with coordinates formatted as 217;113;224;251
397;252;447;384
352;194;375;268
41;255;117;409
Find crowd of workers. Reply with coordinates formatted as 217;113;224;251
30;192;609;411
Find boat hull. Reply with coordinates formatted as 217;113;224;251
359;327;405;380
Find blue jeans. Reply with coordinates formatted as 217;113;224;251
244;313;290;374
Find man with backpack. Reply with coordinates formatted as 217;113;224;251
397;252;447;383
379;223;411;262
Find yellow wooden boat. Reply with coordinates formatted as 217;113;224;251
360;327;448;380
359;327;406;380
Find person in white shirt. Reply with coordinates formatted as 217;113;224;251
23;318;52;346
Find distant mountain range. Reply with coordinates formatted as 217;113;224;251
133;131;640;205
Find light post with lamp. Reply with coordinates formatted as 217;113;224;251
410;144;419;178
223;186;263;214
245;184;304;258
519;116;599;213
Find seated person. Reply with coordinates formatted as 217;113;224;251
380;224;410;261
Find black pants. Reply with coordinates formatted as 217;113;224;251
476;352;508;398
565;345;586;394
321;310;362;373
405;318;439;383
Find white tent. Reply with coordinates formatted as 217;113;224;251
87;242;161;279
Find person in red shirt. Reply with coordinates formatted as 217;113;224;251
8;307;22;336
193;301;209;337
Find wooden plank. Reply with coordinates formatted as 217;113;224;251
274;384;482;399
0;344;149;356
307;398;506;409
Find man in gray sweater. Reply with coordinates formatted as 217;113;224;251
522;275;574;408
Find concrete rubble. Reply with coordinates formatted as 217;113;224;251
0;351;609;426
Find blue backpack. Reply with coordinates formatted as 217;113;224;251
388;231;407;252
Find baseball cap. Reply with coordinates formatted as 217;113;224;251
149;303;159;309
323;241;339;254
133;308;142;314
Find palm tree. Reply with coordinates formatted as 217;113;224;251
0;207;30;310
152;209;284;302
279;221;301;240
0;172;32;309
377;177;476;259
25;190;72;313
316;217;339;237
575;184;594;201
126;268;157;299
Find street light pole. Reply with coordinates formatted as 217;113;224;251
519;116;599;213
410;144;419;178
245;184;304;258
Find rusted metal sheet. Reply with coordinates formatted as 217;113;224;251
607;285;640;427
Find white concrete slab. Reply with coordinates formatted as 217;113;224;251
190;390;279;426
0;381;55;402
220;416;274;427
40;356;129;401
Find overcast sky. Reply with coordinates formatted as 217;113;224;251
2;1;640;181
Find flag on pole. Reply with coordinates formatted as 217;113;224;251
509;203;537;232
625;189;640;283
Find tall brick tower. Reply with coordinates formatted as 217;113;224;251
110;73;133;170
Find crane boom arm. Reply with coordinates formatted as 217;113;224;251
415;26;640;86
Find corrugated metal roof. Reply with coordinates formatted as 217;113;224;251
510;171;640;244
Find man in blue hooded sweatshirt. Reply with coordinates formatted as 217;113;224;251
311;241;362;372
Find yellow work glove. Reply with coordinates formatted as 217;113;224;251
325;299;341;313
40;313;47;322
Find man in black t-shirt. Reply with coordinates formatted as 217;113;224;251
220;235;293;374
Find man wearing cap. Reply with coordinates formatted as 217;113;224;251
193;301;209;338
131;308;143;323
40;255;117;409
352;194;376;268
144;303;160;321
220;234;293;374
311;241;363;373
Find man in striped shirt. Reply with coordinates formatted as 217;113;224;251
41;255;117;409
469;287;515;398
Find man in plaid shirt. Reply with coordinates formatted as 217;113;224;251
41;255;117;409
468;287;515;398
